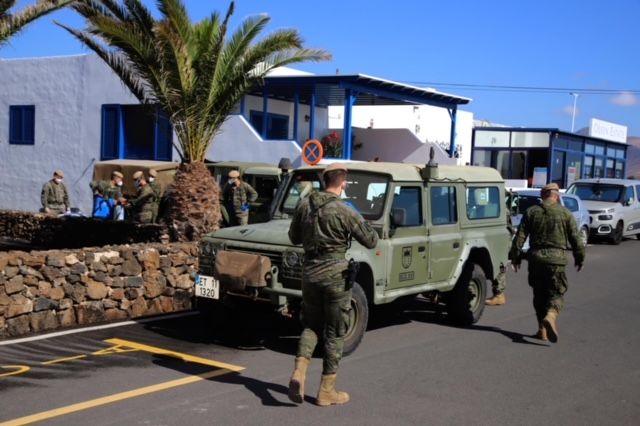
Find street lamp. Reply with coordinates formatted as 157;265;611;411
570;92;579;133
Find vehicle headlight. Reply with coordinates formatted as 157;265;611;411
283;251;302;268
201;241;223;256
606;208;615;214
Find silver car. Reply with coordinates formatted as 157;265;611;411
509;189;590;248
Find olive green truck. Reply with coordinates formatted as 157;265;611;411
196;161;511;354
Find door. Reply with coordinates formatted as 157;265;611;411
427;185;462;283
387;185;429;290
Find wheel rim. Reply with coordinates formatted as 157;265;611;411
345;297;359;340
467;279;481;313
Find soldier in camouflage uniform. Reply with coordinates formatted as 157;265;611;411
287;163;378;406
222;170;258;226
126;171;156;224
486;191;515;306
510;183;585;343
148;169;162;223
89;171;124;219
41;170;70;215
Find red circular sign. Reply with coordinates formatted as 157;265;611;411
301;139;324;165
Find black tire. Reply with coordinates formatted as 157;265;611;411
580;226;590;247
342;282;369;356
609;221;623;245
636;233;640;240
445;262;487;326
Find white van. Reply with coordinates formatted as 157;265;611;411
566;178;640;244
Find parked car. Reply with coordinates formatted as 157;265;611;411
566;178;640;244
508;188;590;247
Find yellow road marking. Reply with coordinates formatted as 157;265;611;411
0;365;30;378
92;344;139;356
0;369;229;426
41;355;87;365
104;338;245;372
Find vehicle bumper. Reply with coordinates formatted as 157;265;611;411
589;216;616;237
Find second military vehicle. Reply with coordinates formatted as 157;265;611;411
197;160;511;354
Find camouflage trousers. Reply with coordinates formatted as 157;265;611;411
491;264;507;295
528;261;568;323
297;262;351;375
235;213;249;226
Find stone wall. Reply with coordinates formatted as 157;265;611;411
0;210;167;249
0;243;198;339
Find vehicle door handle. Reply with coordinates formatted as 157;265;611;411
418;246;425;252
453;242;460;249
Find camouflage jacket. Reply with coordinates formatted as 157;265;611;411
510;200;585;266
41;180;70;210
289;191;378;261
128;184;155;223
223;181;258;215
90;180;122;200
149;181;162;204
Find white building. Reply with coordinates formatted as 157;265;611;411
0;54;471;213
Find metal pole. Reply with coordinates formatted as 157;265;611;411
570;92;579;133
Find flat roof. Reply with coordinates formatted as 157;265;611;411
474;127;629;146
255;74;471;109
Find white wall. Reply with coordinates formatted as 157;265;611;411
329;104;474;165
207;115;302;166
331;127;456;165
0;55;138;214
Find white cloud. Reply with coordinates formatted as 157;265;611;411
611;91;638;106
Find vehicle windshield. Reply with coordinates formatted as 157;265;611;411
567;183;624;203
281;170;389;220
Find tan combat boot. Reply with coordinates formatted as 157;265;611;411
532;323;548;341
485;293;506;306
542;309;559;343
316;374;350;407
288;357;310;403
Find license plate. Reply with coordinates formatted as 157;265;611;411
195;274;220;300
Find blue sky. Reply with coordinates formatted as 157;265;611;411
3;0;639;135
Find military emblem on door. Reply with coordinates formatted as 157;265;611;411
402;246;413;269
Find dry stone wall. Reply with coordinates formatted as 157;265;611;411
0;243;198;338
0;210;167;249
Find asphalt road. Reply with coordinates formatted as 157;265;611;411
1;238;639;426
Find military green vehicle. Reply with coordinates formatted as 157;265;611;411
197;161;510;354
207;161;285;225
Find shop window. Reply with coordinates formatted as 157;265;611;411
615;161;624;179
606;159;615;178
594;158;604;178
9;105;35;145
584;155;594;178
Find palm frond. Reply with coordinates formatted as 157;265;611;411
0;0;71;46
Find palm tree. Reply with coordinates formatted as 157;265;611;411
1;0;71;47
59;0;331;240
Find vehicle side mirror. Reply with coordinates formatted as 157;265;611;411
624;198;633;206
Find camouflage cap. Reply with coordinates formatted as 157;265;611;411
111;171;124;179
132;171;144;180
228;170;240;178
148;169;158;177
322;162;348;176
54;169;64;178
541;182;560;196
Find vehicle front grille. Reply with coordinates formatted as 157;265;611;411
588;210;605;214
225;246;302;282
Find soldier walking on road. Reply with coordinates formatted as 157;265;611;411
287;163;378;406
148;169;162;223
486;192;516;306
223;170;258;226
41;170;70;216
126;171;156;224
510;183;585;343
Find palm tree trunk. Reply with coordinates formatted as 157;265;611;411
163;161;220;241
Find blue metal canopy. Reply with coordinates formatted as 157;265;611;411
248;73;471;160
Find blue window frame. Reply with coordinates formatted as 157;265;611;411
249;110;289;139
9;105;35;145
101;104;173;161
